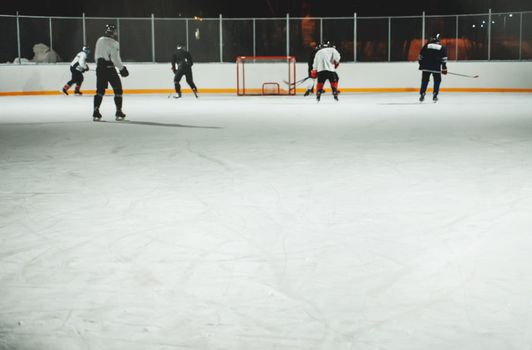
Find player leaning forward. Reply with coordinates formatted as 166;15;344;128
62;46;90;95
311;42;341;102
92;24;129;121
418;34;448;102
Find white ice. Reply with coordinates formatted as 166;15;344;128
1;92;532;350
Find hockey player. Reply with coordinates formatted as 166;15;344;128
171;43;198;98
92;24;129;121
62;46;90;95
304;43;321;96
311;41;341;102
418;33;448;102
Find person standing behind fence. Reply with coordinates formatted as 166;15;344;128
171;43;198;99
92;24;129;121
62;46;90;96
418;33;448;102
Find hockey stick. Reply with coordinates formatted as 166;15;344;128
421;69;479;78
283;76;310;87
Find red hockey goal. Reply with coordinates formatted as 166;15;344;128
236;56;296;96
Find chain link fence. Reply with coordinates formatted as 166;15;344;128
1;11;531;64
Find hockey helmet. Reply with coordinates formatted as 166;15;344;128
104;24;117;38
176;42;185;50
430;33;441;43
82;46;90;54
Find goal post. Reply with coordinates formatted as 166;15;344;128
236;56;297;96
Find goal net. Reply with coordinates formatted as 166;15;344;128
236;56;296;96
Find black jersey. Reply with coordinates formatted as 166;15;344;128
171;49;194;72
418;42;448;71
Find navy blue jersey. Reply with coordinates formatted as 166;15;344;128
418;42;448;71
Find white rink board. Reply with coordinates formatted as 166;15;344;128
1;61;532;93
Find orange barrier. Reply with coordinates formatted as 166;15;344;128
1;87;532;96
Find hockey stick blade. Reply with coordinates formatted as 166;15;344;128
421;69;479;78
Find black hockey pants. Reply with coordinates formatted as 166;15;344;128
67;66;84;87
94;60;123;111
174;68;197;94
420;71;442;95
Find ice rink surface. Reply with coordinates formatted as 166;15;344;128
1;92;532;350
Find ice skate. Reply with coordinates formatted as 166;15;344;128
172;93;182;99
62;87;69;95
419;93;425;102
115;110;126;121
316;90;322;102
304;89;313;97
92;109;102;121
192;88;199;98
74;90;83;96
433;94;438;102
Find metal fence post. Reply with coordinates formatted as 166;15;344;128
151;14;155;62
116;18;120;42
16;11;21;64
455;15;459;60
422;11;425;45
185;18;189;50
286;13;290;56
253;18;256;56
219;14;223;62
354;12;357;62
388;17;391;62
519;12;523;60
488;8;492;60
82;13;86;46
320;18;323;43
49;17;53;53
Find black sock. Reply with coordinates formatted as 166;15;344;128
114;96;123;111
94;95;103;110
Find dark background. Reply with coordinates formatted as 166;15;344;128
2;0;532;17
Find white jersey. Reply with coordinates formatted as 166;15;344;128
313;47;341;72
70;51;88;71
94;36;124;70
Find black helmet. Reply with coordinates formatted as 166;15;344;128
105;24;117;38
430;33;441;43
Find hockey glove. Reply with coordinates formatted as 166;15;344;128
119;66;129;77
310;70;318;79
442;67;448;75
334;62;339;69
84;65;90;72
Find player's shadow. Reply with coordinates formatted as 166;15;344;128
102;120;222;129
